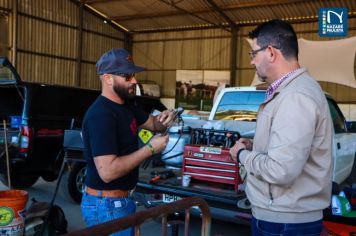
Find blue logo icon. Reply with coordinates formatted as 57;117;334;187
319;8;348;37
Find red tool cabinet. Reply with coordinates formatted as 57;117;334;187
182;144;241;191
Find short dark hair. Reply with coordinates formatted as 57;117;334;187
249;19;298;60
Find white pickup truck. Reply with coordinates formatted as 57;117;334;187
209;87;356;185
135;86;356;223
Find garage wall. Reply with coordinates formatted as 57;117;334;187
0;0;12;59
1;0;127;90
133;19;356;105
80;10;126;89
16;0;78;86
0;10;9;57
0;0;11;8
2;0;355;105
133;29;231;97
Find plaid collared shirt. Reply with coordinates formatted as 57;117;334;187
265;68;302;101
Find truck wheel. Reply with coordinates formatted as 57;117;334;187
59;162;86;204
41;172;58;182
0;174;39;188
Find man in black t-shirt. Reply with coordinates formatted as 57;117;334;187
81;48;174;236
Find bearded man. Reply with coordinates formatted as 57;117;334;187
81;48;175;236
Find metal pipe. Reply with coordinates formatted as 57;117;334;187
65;197;211;236
161;215;167;236
2;120;11;189
135;225;140;236
184;209;190;236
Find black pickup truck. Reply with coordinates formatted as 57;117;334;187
0;57;166;203
0;57;99;190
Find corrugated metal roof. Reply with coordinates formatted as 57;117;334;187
79;0;356;33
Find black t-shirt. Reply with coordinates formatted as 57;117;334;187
82;95;149;190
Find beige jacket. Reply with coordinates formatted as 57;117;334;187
239;68;333;223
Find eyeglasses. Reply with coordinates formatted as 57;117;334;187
115;73;135;82
249;45;281;59
248;46;268;59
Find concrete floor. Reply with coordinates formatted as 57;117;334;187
0;178;251;235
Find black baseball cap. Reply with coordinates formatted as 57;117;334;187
96;48;145;75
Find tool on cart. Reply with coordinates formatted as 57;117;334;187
150;170;175;183
182;128;242;191
142;107;184;169
162;107;184;136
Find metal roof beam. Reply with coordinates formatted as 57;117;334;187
110;10;185;21
158;0;231;32
223;0;309;10
109;0;310;21
80;0;125;3
205;0;235;27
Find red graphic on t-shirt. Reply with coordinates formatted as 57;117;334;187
130;118;138;135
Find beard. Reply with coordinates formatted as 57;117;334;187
113;82;136;100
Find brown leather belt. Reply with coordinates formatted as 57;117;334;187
86;186;129;198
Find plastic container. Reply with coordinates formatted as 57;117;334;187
182;175;191;187
161;126;191;167
0;190;29;236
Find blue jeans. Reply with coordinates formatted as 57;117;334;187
81;192;136;236
251;216;323;236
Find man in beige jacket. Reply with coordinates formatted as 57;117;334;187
230;19;333;235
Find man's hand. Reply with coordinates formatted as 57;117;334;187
149;134;169;154
229;140;247;162
156;109;176;127
240;138;253;151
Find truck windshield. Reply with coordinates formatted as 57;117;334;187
214;91;265;121
0;64;16;84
